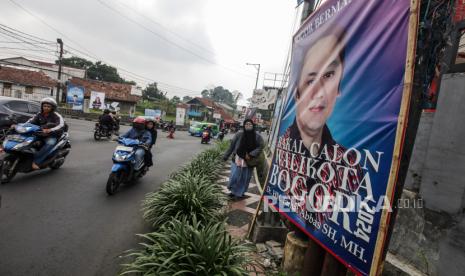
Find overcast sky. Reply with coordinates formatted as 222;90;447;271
0;0;300;104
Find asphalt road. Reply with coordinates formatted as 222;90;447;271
0;118;211;276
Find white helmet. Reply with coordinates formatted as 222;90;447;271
41;97;57;110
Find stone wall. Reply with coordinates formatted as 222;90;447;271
387;73;465;276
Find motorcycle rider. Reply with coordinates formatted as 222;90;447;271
121;117;152;169
144;118;157;167
205;125;213;138
110;110;120;133
98;109;115;134
218;128;226;141
166;120;175;139
21;97;65;170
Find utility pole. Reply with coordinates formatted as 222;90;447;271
56;38;63;103
300;0;317;24
246;63;261;91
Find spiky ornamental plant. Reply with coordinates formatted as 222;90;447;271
121;217;253;276
143;141;230;228
169;141;229;182
142;170;226;229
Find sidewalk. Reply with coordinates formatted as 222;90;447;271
217;162;262;240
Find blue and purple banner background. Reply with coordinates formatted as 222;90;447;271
264;0;411;275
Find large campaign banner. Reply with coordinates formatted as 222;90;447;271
66;84;85;111
176;107;186;126
89;91;105;110
250;88;278;110
263;0;417;275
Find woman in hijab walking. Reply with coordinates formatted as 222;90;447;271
223;119;264;198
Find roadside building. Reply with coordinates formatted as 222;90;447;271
0;66;57;102
185;97;235;125
67;77;141;115
0;57;85;83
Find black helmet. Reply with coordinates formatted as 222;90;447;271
103;109;110;114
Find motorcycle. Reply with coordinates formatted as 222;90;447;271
200;130;211;144
167;126;175;139
1;123;71;183
94;123;113;140
113;119;120;135
106;137;149;195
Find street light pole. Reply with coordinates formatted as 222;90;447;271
246;63;261;91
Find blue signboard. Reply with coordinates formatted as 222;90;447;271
145;109;162;119
66;84;85;111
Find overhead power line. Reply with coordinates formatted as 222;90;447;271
95;0;254;79
0;46;56;53
2;3;203;97
0;40;55;45
63;45;202;96
113;0;217;56
0;23;54;44
0;27;57;52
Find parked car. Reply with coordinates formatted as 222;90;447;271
0;97;41;141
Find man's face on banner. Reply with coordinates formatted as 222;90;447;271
296;35;343;135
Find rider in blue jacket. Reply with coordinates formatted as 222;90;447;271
121;117;152;169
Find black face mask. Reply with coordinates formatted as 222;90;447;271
133;123;145;131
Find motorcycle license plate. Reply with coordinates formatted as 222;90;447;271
116;146;133;152
7;135;24;142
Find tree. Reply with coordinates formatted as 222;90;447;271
125;80;137;85
142;82;166;100
201;89;210;98
201;86;239;108
58;56;136;84
87;61;124;83
182;96;193;102
170;96;181;104
58;56;93;69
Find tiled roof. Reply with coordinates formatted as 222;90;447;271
196;97;216;108
0;66;57;88
68;77;140;103
32;60;55;67
177;103;188;108
190;97;235;122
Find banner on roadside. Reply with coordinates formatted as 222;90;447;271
145;109;162;120
176;107;186;126
66;84;85;111
250;88;278;110
262;0;417;275
89;91;105;110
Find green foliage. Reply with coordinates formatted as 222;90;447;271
87;61;124;83
139;84;184;116
142;142;229;228
142;82;166;101
122;141;255;275
58;56;135;84
142;172;225;229
201;86;241;109
182;95;193;102
120;217;252;276
170;96;181;105
58;56;93;69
